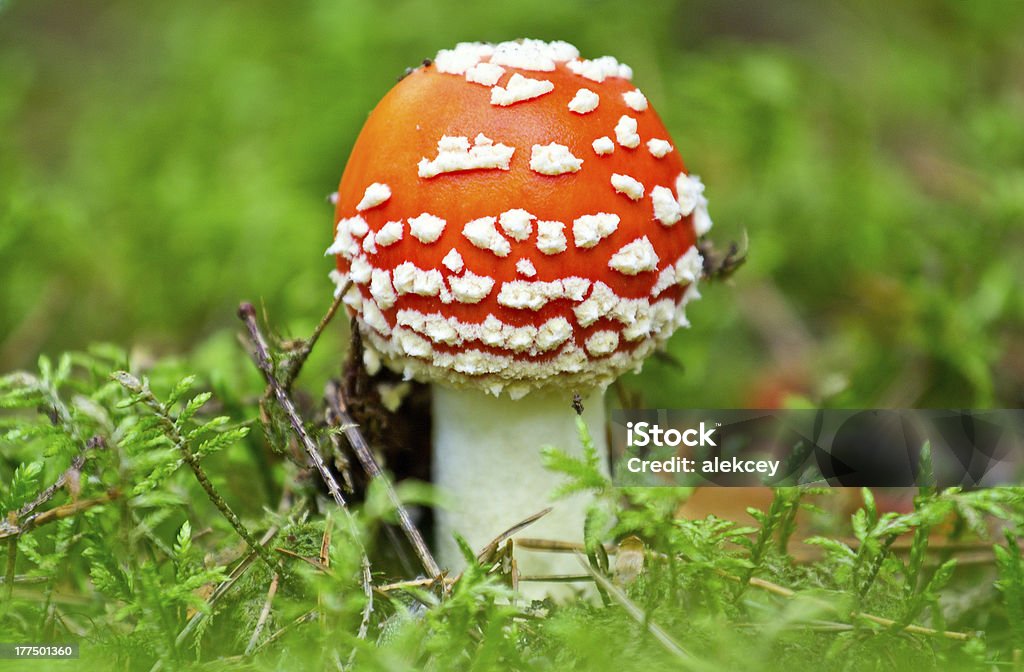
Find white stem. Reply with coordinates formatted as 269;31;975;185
432;386;608;594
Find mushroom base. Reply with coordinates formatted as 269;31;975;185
431;385;609;599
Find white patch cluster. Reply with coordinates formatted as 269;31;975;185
328;269;348;299
356;183;391;212
592;136;615;155
622;89;648;112
573;281;621;327
585;330;620;356
442;248;464;273
499;209;535;241
674;246;704;290
651;264;677;297
490;73;554;106
611;173;645;201
477;316;536;353
361;299;390;336
516;258;537;277
408;213;447;244
343;238;706;395
462;216;511;257
536;220;568;255
489;39;579;71
348;257;372;284
614;115;641;148
675;173;704;216
572;213;620;248
418;134;515;178
347;217;369;238
535;317;574;351
529;143;583;175
651;186;682;226
370;268;397;310
565;56;633;83
433;42;495;75
609;237;659;275
392;261;445;297
357;316;671;396
448;271;495;304
497;277;591;310
647;139;672;158
375;220;404;247
675;173;713;236
567;88;600;114
326;215;370;259
465;61;505;86
395;310;574;357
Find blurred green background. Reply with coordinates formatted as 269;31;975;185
1;0;1022;409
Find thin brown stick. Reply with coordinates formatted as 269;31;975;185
171;523;282;649
517;574;593;583
1;490;121;541
239;304;350;511
375;576;445;594
476;508;552;565
274;547;333;574
0;574;47;585
282;290;345;390
245;573;280;655
574;552;698;668
18;451;88;518
249;609;318;657
238;302;375;661
720;570;972;641
3;531;15;605
325;380;441;581
515;537;615;554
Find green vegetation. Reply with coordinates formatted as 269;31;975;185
2;340;1024;670
2;0;1023;670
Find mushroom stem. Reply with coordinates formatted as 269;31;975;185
431;386;609;587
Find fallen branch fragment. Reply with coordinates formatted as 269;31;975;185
239;303;350;511
574;552;698;668
238;301;375;661
515;537;613;554
245;572;280;655
720;570;973;641
18;450;88;518
325;379;442;582
1;490;121;541
163;521;283;671
476;508;552;565
521;536;972;642
517;574;593;583
281;289;345;390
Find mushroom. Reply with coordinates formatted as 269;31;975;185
327;39;712;587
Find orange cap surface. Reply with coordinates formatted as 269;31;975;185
328;40;711;397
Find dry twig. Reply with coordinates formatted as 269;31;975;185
324;379;442;582
719;570;973;641
1;490;121;541
574;552;698;668
245;572;280;655
238;302;375;662
476;508;553;565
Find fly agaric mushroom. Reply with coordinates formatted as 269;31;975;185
327;39;711;585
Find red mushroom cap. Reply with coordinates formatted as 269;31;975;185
328;39;712;398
